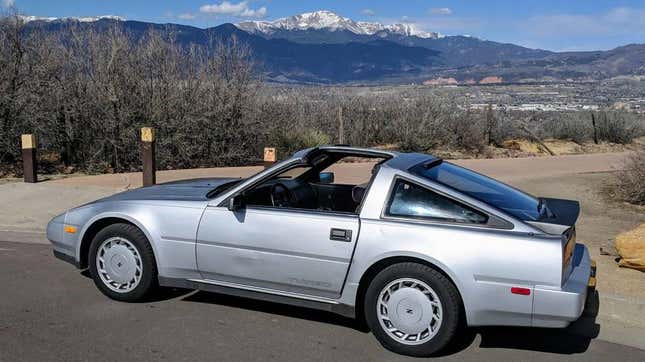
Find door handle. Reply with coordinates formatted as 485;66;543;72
330;228;352;242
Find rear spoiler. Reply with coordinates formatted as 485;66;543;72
526;198;580;235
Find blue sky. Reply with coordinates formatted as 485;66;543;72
4;0;645;51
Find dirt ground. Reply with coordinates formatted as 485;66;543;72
429;137;644;160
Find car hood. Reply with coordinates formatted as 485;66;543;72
99;177;242;202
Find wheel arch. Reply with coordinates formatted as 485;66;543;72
354;255;467;325
77;214;158;269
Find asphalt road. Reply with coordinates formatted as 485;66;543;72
1;241;644;362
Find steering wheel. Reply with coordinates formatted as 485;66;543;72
270;183;294;208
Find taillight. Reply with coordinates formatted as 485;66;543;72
562;226;576;281
511;287;531;295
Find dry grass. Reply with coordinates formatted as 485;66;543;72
615;223;645;272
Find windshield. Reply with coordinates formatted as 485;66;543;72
409;161;540;221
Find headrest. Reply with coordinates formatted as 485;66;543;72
352;184;368;204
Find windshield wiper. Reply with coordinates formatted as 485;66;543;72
207;180;242;198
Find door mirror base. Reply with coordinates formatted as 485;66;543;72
319;171;335;184
228;194;245;211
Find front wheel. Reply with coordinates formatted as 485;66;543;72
88;223;158;302
364;262;461;356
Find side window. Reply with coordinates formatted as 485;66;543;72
386;179;488;224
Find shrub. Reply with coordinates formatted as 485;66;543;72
613;150;645;205
595;111;643;144
541;112;590;144
272;128;331;157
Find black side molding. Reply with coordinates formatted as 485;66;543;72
158;277;356;318
53;250;81;269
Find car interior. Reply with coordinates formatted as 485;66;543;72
241;150;390;214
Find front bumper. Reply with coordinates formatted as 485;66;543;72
47;212;81;268
531;243;595;327
53;249;80;268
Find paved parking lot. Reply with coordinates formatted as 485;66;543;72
1;241;644;361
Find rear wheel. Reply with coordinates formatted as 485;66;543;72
364;262;461;356
88;223;158;302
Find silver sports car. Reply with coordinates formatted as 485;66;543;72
47;146;595;356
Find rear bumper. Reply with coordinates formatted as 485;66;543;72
531;243;594;327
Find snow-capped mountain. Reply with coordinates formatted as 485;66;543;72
18;15;125;23
20;15;642;84
236;10;442;39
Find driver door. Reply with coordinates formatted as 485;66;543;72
196;204;359;299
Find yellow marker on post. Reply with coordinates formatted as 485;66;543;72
141;127;155;143
263;147;277;169
21;134;37;183
141;127;156;186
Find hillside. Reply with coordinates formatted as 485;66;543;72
17;13;645;84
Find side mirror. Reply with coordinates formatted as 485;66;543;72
319;171;335;184
227;194;245;211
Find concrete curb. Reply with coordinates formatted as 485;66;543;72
0;229;48;244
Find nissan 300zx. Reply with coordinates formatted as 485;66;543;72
47;146;595;356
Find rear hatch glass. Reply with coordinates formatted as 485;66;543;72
410;161;540;221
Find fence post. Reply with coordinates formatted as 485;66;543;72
141;127;156;186
338;106;344;144
263;147;277;169
21;134;37;183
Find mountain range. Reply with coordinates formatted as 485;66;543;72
237;10;442;39
17;11;645;84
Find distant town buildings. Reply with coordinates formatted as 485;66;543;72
469;103;600;112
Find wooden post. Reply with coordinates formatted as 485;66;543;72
338;106;344;144
21;134;37;183
591;112;599;145
263;147;277;169
141;127;156;186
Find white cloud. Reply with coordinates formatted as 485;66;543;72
2;0;15;8
178;13;196;20
430;7;452;15
361;9;375;17
199;1;266;18
240;6;266;18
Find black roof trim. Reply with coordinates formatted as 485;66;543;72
422;157;443;169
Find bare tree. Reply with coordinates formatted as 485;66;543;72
0;19;642;177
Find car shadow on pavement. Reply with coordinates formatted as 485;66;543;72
183;290;368;331
80;270;196;302
440;289;601;356
182;288;601;357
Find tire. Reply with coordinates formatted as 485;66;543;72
364;262;461;357
88;223;158;302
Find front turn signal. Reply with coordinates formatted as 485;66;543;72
64;225;77;234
